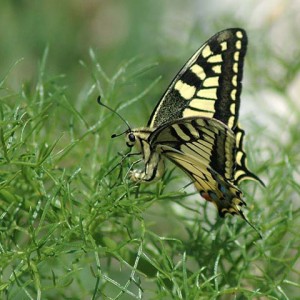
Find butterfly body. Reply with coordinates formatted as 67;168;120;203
126;128;165;182
122;28;263;222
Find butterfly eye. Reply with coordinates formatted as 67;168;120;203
126;133;136;147
129;133;135;142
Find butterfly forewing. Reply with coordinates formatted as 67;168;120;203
148;117;245;216
150;117;236;181
147;28;247;130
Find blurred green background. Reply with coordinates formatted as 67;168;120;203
1;1;300;299
2;1;300;120
2;0;300;126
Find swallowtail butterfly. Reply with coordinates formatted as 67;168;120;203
99;28;264;232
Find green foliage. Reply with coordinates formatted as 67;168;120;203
1;46;300;299
1;2;300;299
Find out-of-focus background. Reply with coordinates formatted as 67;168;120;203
1;1;300;299
2;0;300;123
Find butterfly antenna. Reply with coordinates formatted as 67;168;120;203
97;96;131;138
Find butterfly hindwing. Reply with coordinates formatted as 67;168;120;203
148;28;247;130
164;151;245;217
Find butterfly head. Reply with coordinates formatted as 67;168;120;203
125;129;152;150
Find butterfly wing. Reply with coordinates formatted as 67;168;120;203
149;117;246;217
147;27;263;186
161;149;245;217
147;28;247;130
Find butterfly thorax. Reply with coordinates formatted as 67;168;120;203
125;127;165;182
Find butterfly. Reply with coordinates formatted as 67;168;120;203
99;28;264;231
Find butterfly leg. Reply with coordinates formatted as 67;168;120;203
131;151;165;182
